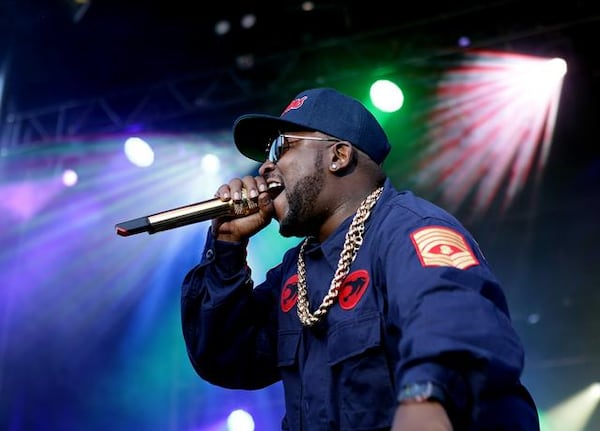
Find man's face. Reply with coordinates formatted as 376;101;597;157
261;132;332;238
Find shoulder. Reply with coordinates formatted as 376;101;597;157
376;182;465;231
372;182;485;259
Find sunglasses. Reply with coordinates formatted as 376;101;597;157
266;134;340;163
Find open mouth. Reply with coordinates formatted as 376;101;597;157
267;181;284;197
266;182;285;221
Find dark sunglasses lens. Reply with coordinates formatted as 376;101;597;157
268;136;283;162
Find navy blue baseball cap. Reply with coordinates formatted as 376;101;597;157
233;88;391;164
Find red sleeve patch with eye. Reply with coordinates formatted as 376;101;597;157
410;226;480;270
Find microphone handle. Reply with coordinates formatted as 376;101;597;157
115;194;258;237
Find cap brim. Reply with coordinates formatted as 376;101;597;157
233;114;313;162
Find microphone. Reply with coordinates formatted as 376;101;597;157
115;183;283;237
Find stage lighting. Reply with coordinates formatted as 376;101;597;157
215;20;231;36
63;0;91;23
124;137;154;168
458;36;471;47
226;409;255;431
369;79;404;113
201;154;221;174
541;382;600;431
302;2;315;12
414;51;567;217
240;14;256;29
62;169;78;187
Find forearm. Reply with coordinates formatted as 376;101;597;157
391;402;453;431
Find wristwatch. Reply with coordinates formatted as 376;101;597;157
397;381;447;405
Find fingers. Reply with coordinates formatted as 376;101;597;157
215;176;269;202
211;175;274;242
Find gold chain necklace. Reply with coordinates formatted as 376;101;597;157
296;186;384;326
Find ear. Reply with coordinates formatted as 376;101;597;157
329;141;353;172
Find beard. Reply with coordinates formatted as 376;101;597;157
279;153;326;238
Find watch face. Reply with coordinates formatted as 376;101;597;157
398;382;445;404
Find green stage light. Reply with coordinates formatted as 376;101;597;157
369;79;405;113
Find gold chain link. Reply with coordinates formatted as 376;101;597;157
296;187;384;326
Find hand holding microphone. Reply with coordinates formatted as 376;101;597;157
115;178;282;237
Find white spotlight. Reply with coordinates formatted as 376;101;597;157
548;57;567;77
62;169;78;187
544;383;600;431
240;14;256;29
124;137;154;168
215;20;231;35
201;154;221;174
226;409;255;431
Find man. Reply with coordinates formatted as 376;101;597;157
180;87;540;430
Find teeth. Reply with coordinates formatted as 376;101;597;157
268;182;283;190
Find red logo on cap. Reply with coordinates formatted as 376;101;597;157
281;96;307;115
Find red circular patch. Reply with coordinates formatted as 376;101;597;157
338;269;370;310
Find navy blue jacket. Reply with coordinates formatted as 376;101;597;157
181;178;539;430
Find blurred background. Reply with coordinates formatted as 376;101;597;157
1;0;599;430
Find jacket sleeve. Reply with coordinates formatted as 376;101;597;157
381;219;526;425
181;230;282;390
